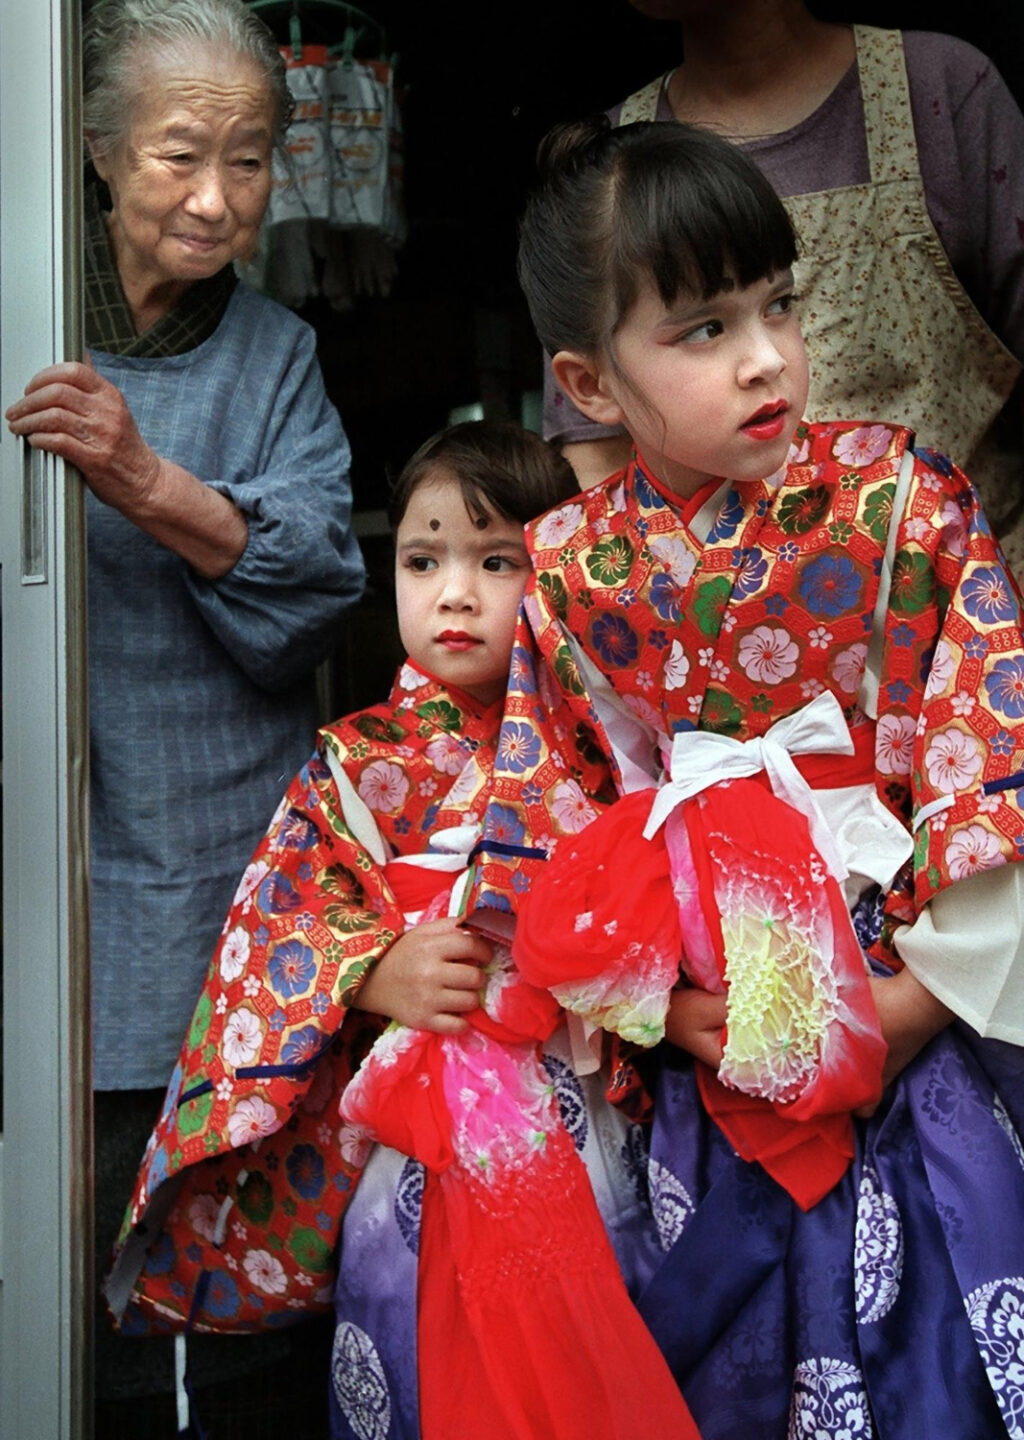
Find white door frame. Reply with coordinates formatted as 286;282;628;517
0;1;91;1436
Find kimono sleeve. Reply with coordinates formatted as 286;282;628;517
467;575;620;929
142;745;407;1179
882;447;1024;1038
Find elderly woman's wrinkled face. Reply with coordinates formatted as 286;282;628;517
91;44;273;293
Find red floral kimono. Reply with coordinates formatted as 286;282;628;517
104;663;499;1333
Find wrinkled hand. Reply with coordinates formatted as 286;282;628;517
5;359;161;516
353;917;492;1034
664;986;728;1069
854;967;954;1116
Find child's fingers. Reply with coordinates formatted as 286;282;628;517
420;1012;471;1037
441;960;486;992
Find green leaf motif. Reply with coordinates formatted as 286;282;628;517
188;993;212;1052
890;550;935;614
289;1226;332;1273
553;645;585;696
324;902;377;933
692;575;732;637
353;714;407;744
863;482;895;544
702;689;744;735
237;1170;274;1225
585;535;634;585
416;699;463;732
777;486;831;535
538;570;570;619
177;1089;213;1138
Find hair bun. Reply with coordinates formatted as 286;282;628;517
535;114;612;179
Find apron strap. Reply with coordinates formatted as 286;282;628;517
854;25;919;185
618;73;668;126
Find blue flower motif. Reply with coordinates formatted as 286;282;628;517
267;939;315;999
708;491;743;540
635;516;650;538
521;782;543;805
316;1210;332;1232
295;912;315;931
590;613;639;668
286;1143;326;1201
763;593;789;616
148;1146;169;1188
282;1025;322;1067
797;554;863;617
170;1281;187;1299
616;587;639;608
297;861;314;882
966;635;990;660
485;804;526;847
992;729;1015;757
886;679;912;704
511;870;530;893
279;810;317;851
257;873;303;915
496;721;542;775
508;645;538;695
913;445;952;477
394;815;411;835
650;573;680;623
254;925;269;946
985;657;1024;719
733;547;768;597
778;542;799;562
145;1233;176;1275
269;1008;287;1032
890;622;915;649
311;991;330;1016
963;566;1016;626
634;469;668;510
186;1243;202;1264
649;628;669;650
203;1271;241;1320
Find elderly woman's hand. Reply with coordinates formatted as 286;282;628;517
6;358;249;578
6;358;162;511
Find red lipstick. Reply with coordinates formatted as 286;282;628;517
741;401;789;440
437;630;481;650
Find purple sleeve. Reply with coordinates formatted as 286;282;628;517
900;31;1024;360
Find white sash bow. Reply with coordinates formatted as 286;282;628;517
642;690;856;881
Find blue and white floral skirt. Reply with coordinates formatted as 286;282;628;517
638;1014;1024;1440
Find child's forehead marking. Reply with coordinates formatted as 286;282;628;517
429;518;440;531
474;514;489;530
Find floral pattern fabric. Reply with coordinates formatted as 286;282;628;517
467;421;1024;1437
104;665;499;1334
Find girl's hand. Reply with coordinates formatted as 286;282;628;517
664;986;727;1069
353;917;492;1035
5;359;162;514
855;967;954;1117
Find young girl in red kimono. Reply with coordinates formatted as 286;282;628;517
468;118;1024;1439
104;418;697;1440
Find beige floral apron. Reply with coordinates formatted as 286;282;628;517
620;26;1024;574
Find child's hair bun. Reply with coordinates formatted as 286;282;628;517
536;114;613;179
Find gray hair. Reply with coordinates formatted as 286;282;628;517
83;0;292;157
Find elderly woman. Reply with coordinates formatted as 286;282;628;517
5;0;363;1429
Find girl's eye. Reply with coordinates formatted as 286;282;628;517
483;555;521;573
682;319;723;344
767;292;800;316
407;556;436;573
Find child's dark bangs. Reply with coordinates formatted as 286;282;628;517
616;138;797;308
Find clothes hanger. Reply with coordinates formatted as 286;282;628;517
247;0;387;64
